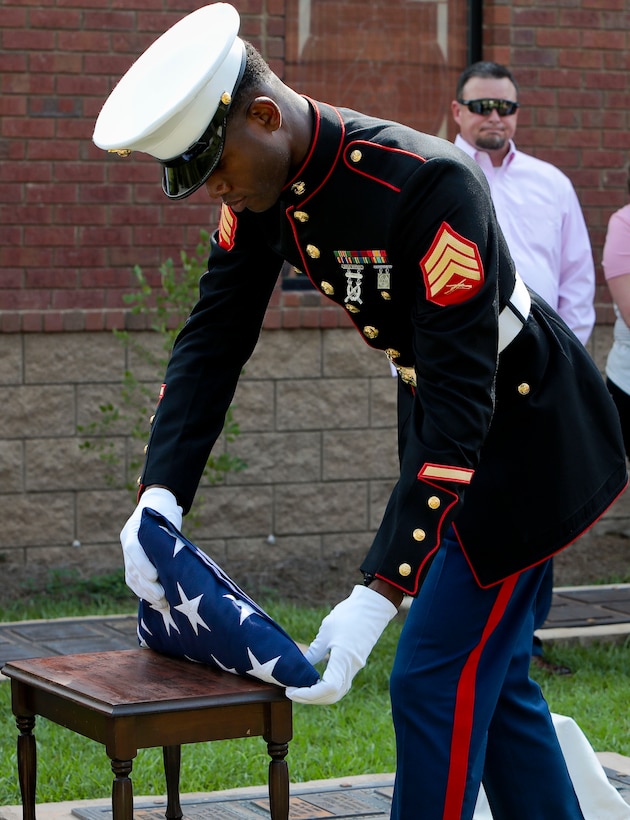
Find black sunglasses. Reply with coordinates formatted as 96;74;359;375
458;98;519;117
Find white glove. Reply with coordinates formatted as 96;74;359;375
120;487;183;608
286;585;398;705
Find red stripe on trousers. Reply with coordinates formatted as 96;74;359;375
442;573;519;819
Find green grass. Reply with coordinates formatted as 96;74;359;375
0;598;400;805
0;576;629;805
0;568;137;622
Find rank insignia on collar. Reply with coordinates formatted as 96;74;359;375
218;204;237;251
420;222;484;306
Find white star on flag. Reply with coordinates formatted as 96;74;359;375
151;602;180;636
223;594;256;625
245;648;282;685
174;583;210;635
160;524;186;557
211;655;238;674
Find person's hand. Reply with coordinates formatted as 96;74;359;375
120;487;183;607
286;585;398;705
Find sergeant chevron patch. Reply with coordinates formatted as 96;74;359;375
218;204;237;251
420;222;484;306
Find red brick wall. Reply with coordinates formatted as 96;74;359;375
483;0;630;323
1;0;628;331
0;0;306;333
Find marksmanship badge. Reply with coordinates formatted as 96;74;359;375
334;250;392;305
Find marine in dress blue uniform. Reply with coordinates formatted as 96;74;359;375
94;6;628;818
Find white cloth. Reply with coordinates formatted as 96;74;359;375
454;135;596;344
473;713;630;819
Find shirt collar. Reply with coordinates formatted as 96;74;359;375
454;133;517;170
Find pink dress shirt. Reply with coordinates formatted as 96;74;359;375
455;134;595;344
603;202;630;393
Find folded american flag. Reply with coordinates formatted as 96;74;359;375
137;508;320;688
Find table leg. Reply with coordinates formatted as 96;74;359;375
16;715;36;820
162;745;183;820
111;759;134;820
266;739;289;820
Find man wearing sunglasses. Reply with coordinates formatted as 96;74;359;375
451;61;595;346
451;62;597;679
93;7;626;818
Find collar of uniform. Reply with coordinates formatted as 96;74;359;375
281;97;345;206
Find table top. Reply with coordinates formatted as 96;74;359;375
3;649;288;711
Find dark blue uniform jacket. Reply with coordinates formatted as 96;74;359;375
141;99;628;593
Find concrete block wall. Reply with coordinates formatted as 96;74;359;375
0;327;400;584
1;322;627;589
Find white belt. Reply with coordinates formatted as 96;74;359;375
389;273;531;387
498;272;530;353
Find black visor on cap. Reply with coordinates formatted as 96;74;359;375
160;51;246;200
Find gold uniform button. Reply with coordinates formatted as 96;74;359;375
398;563;412;577
518;382;530;395
294;210;309;223
291;180;306;196
350;149;363;163
320;281;334;295
363;325;379;339
380;291;391;300
143;444;148;454
306;244;320;259
345;304;360;313
427;496;441;510
385;348;401;361
136;476;142;486
149;414;155;424
412;528;426;542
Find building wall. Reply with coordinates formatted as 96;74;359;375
482;0;630;321
1;0;629;580
0;327;400;585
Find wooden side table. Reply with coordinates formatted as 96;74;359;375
3;648;293;820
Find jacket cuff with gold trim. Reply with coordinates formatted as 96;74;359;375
362;461;474;596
